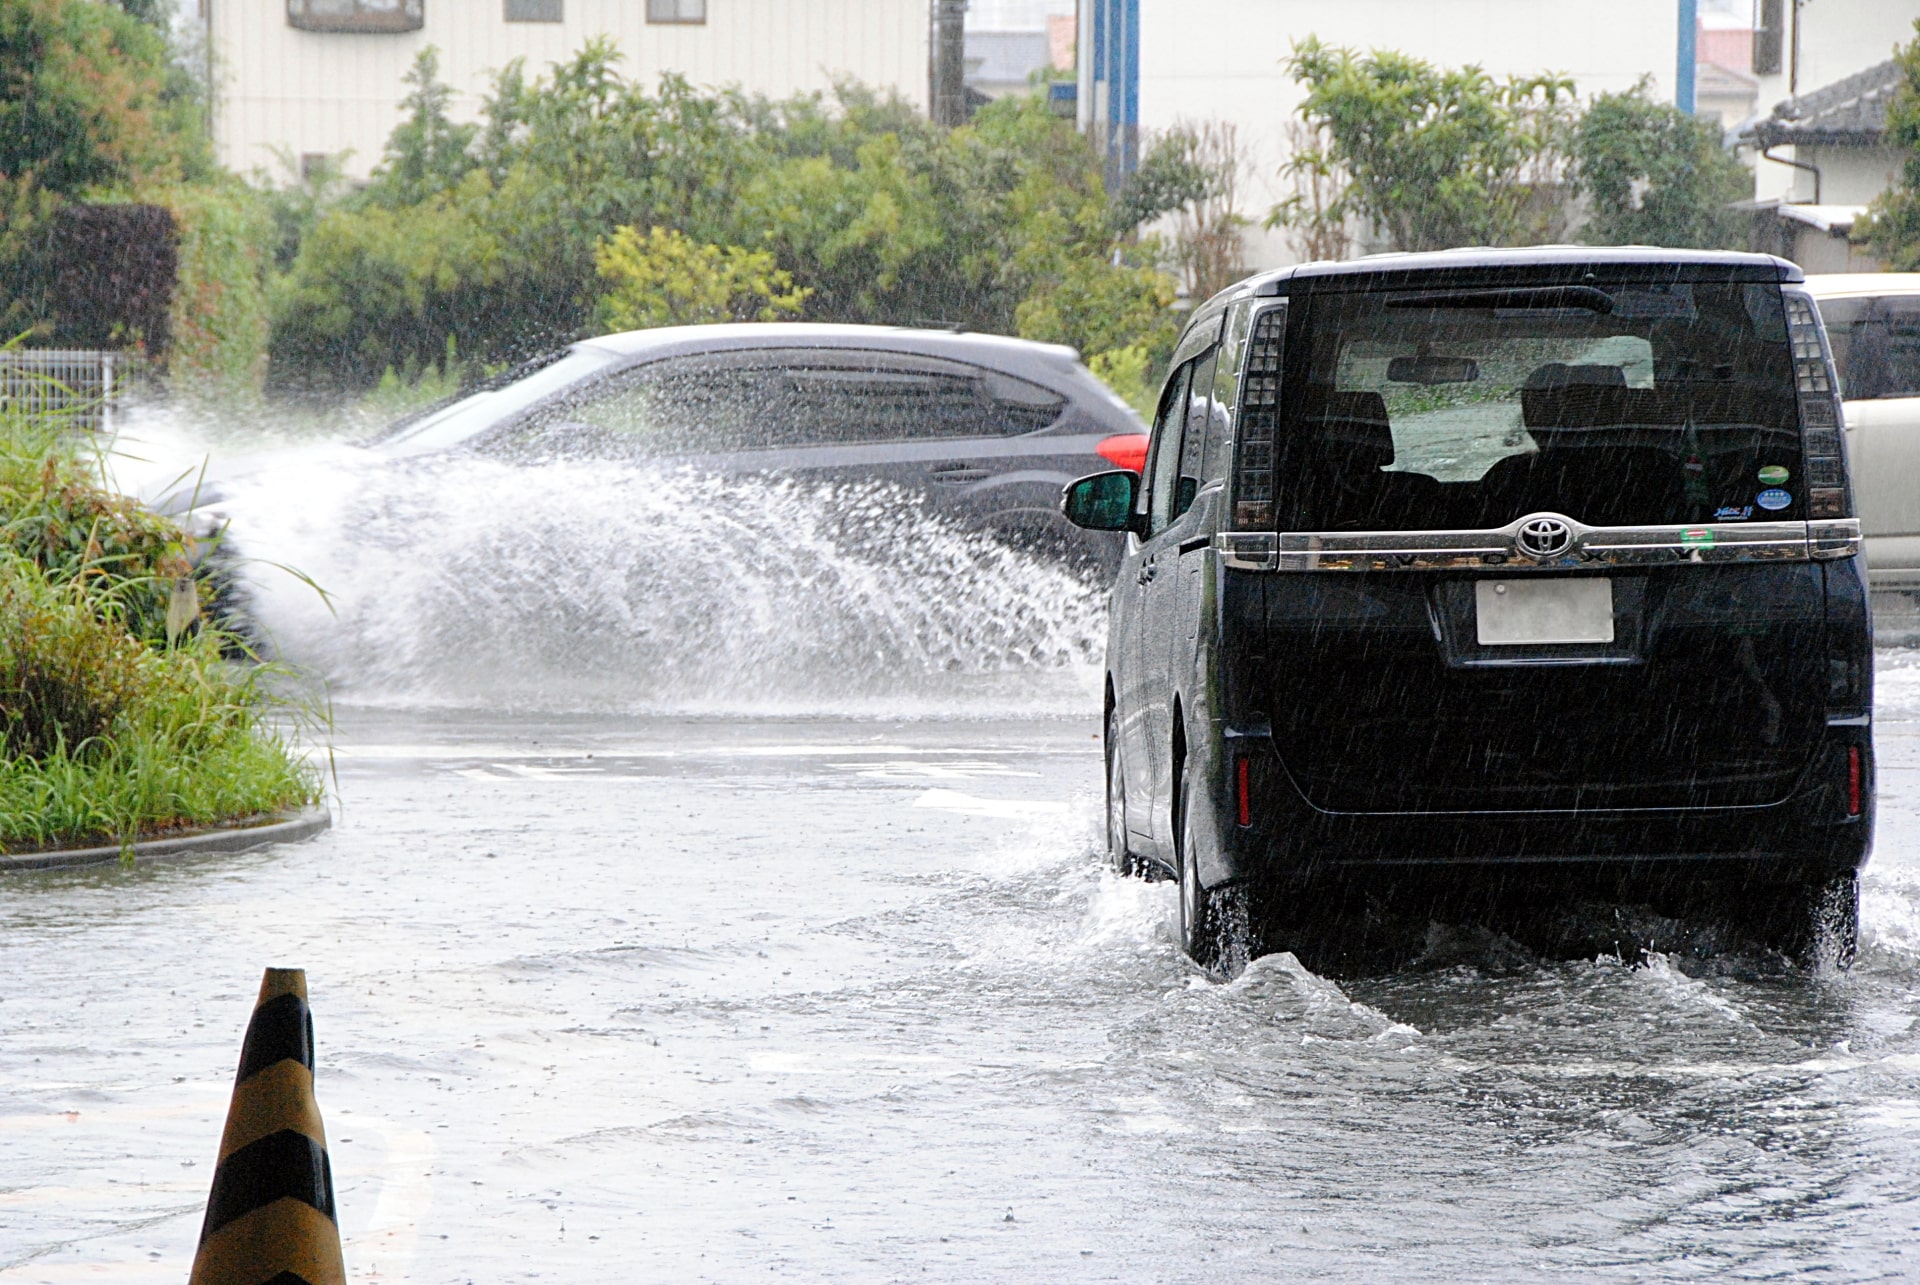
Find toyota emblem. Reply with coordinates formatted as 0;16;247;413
1516;515;1575;560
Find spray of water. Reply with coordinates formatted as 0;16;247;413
191;445;1107;715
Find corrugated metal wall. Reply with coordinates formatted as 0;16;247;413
213;0;931;179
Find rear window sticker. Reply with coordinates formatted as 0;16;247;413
1757;464;1790;485
1681;527;1716;548
1756;487;1792;511
1714;505;1753;521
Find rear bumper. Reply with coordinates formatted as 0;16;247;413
1201;723;1874;890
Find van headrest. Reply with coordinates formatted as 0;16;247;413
1307;390;1396;468
1523;363;1627;390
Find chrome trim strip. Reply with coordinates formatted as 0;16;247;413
1217;512;1838;572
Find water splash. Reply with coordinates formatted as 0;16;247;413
207;450;1107;715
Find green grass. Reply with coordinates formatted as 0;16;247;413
0;368;325;853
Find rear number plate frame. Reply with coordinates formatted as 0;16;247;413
1474;578;1615;646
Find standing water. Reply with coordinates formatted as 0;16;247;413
4;418;1920;1280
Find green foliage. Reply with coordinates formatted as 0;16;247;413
164;183;273;393
1865;21;1920;271
365;47;479;209
0;0;204;196
1284;37;1576;252
1087;344;1158;419
1014;249;1177;369
0;556;147;759
270;55;1179;391
0;390;195;645
594;225;808;330
1573;82;1749;249
0;394;320;850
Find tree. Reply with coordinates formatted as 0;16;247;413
1267;118;1354;264
593;225;808;330
1573;81;1749;249
1123;121;1249;302
1282;37;1575;252
364;47;478;209
0;0;200;195
1864;21;1920;270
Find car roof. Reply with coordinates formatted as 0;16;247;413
573;322;1089;386
1196;245;1801;312
1803;272;1920;299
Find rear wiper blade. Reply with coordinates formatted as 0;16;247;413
1387;286;1616;314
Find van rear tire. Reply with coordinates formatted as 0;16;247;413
1176;758;1254;978
1799;871;1860;970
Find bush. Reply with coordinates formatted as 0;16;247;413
0;560;146;760
0;389;322;851
0;394;196;646
594;225;809;330
1573;83;1750;250
269;53;1181;392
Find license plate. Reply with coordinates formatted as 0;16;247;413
1475;578;1614;646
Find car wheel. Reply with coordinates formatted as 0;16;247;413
1176;756;1252;978
1105;706;1140;877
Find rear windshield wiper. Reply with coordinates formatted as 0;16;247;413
1387;286;1616;314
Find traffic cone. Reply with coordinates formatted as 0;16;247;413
188;968;346;1285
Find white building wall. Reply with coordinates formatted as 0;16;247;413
210;0;930;180
1750;0;1920;204
1137;0;1682;269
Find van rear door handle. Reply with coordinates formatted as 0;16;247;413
1137;558;1157;585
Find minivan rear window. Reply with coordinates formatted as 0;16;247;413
1273;280;1803;531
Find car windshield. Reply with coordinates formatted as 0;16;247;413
1272;279;1803;531
380;346;624;454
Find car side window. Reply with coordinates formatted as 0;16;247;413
493;349;1068;457
1848;298;1920;401
1174;349;1218;520
1147;362;1192;536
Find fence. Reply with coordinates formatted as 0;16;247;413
0;349;139;435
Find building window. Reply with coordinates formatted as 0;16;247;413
286;0;423;33
1754;0;1784;75
646;0;705;23
505;0;561;19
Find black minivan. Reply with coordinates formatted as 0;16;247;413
1063;248;1873;972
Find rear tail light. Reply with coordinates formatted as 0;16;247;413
1848;745;1862;817
1232;304;1287;528
1095;433;1149;474
1235;756;1251;826
1783;291;1853;520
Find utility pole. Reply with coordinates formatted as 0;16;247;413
1676;0;1697;115
932;0;968;127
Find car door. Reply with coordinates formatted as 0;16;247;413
1142;347;1221;837
1828;294;1920;576
1118;363;1190;848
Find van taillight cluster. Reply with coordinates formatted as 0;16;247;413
1784;291;1852;520
1232;306;1287;528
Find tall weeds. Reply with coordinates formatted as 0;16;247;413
0;372;322;851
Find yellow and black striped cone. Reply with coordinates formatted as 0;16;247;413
188;968;346;1285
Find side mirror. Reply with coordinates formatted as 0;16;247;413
1061;470;1139;532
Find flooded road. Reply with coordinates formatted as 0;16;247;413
6;669;1920;1281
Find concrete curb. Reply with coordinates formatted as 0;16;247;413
0;807;332;874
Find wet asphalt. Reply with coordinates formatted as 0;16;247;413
6;662;1920;1282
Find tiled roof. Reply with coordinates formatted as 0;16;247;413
1747;59;1904;147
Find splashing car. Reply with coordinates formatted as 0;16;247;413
1065;248;1873;972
